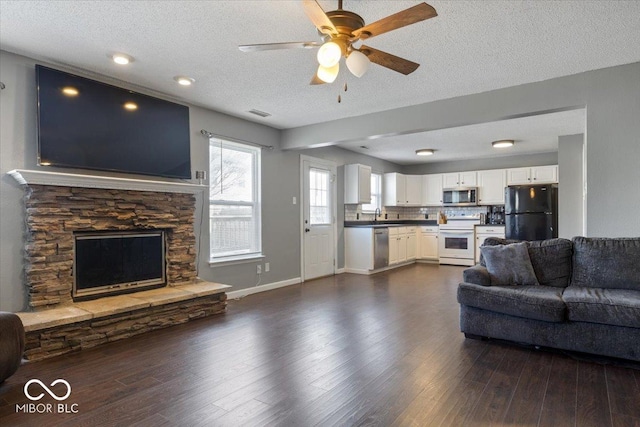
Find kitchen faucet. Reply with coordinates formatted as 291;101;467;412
374;208;381;221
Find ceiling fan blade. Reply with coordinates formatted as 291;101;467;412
353;3;437;40
239;41;322;52
360;45;420;75
310;74;326;85
302;0;338;35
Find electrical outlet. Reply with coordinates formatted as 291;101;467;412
265;262;270;272
256;265;262;275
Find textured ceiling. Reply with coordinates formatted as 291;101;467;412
0;1;638;163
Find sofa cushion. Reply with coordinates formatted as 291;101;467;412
480;238;573;288
572;237;640;290
457;282;566;322
563;286;640;329
482;242;539;286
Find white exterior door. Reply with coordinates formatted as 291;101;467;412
302;157;336;281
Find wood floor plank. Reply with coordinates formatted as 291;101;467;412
1;264;638;427
538;354;578;427
576;361;613;427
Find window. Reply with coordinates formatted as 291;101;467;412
209;139;261;261
309;168;331;225
361;173;382;212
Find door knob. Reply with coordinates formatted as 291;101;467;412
305;228;310;232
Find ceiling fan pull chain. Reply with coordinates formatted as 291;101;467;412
344;82;348;92
338;94;341;103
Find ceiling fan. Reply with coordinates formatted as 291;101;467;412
239;0;437;84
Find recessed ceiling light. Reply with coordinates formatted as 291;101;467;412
416;149;435;156
112;53;133;65
61;86;79;96
492;139;515;148
174;76;195;86
123;102;138;110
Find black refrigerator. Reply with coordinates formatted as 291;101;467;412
505;184;558;241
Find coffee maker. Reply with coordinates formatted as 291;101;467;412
489;205;505;224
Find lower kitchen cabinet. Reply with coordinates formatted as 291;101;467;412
475;225;505;263
418;226;439;260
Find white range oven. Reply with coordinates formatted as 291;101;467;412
439;216;480;266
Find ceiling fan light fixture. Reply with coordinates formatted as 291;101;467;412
317;41;342;67
346;50;370;78
317;63;339;83
492;139;515;148
416;149;435;156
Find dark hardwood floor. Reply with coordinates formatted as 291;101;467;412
1;264;639;426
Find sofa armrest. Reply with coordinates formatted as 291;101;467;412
463;265;491;286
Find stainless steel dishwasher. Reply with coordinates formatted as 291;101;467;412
373;227;389;269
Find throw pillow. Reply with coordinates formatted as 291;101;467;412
481;242;540;286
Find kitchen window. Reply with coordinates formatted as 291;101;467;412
209;139;261;261
361;173;382;212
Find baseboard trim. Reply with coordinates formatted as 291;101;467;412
335;268;346;274
226;277;302;299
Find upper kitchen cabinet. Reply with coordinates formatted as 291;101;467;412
423;174;443;206
507;165;558;185
405;175;423;206
383;173;422;206
344;164;371;204
477;169;507;205
443;171;477;188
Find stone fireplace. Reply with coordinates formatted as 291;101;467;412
9;169;230;360
23;183;197;309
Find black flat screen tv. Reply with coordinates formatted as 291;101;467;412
36;65;192;179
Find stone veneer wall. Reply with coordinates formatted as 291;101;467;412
23;292;227;361
24;185;198;309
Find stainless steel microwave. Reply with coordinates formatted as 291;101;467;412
442;187;478;206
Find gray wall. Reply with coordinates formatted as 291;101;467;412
283;62;640;237
558;134;585;239
402;152;558;175
0;50;399;311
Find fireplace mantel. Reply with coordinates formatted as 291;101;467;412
8;169;205;194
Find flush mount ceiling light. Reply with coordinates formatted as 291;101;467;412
123;102;138;110
239;0;437;86
416;149;435;156
492;139;515;148
112;53;133;65
174;76;195;86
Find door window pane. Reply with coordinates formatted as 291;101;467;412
309;168;331;225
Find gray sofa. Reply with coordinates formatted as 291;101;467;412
458;237;640;362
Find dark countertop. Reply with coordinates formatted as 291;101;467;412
344;220;438;228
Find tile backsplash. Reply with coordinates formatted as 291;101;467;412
344;205;489;221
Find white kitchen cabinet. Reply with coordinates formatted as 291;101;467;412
507;165;558;185
422;174;443;206
405;176;423;206
389;227;400;265
475;226;505;263
383;173;422;206
443;171;477;188
477;169;506;205
344;164;371;204
383;173;405;206
405;226;417;261
532;165;558;183
397;228;408;264
418;226;439;260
